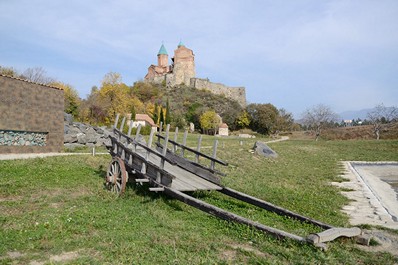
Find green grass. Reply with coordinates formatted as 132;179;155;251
1;139;398;264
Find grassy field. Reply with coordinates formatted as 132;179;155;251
1;137;398;264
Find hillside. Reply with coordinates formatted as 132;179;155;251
158;85;244;130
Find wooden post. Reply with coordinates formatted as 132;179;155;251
159;122;163;133
195;135;202;163
173;127;179;153
210;140;218;170
135;124;142;139
162;124;170;157
120;116;126;132
114;113;120;129
127;119;134;137
181;129;188;157
148;127;155;149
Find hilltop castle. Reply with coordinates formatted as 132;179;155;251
144;42;246;107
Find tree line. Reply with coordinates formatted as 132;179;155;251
2;65;396;139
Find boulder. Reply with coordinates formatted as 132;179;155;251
64;113;73;125
253;141;278;158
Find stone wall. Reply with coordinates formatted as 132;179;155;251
190;78;246;107
0;75;64;153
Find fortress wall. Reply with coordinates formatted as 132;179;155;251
190;78;246;107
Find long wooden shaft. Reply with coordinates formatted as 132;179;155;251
164;187;305;242
220;187;333;230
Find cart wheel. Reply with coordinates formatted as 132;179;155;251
105;157;127;194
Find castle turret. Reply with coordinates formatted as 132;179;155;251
172;42;195;85
157;44;168;68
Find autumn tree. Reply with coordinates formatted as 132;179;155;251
52;82;81;118
367;104;398;140
199;110;221;135
235;110;251;129
301;104;338;141
99;72;131;125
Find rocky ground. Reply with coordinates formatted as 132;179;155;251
63;113;112;149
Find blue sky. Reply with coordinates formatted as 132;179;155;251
1;0;397;118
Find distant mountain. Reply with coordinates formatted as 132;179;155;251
339;108;373;121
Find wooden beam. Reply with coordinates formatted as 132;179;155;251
220;187;333;230
306;227;362;244
156;134;228;166
164;187;305;242
149;187;165;192
135;178;150;183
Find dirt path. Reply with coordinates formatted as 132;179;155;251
0;152;108;160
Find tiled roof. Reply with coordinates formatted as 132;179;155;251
135;114;156;126
219;123;228;128
0;74;63;91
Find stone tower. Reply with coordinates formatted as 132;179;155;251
157;43;168;67
172;41;195;86
144;43;171;81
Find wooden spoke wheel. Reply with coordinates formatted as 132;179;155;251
105;157;127;194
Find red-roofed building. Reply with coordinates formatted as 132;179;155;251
131;114;157;129
218;123;229;136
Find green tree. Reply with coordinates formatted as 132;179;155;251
247;103;279;135
165;98;171;125
274;108;294;133
159;107;165;126
199;110;221;135
152;103;159;125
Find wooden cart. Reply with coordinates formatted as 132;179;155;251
105;114;369;249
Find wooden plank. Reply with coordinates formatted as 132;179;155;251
164;187;306;242
149;187;165;192
156;134;228;166
147;152;221;191
157;146;222;184
220;187;333;230
307;227;362;244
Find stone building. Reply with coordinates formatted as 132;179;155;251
0;74;64;153
145;41;195;87
145;42;246;107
